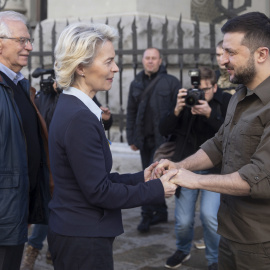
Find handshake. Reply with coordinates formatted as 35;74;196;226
144;159;199;198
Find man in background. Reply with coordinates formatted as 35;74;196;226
193;40;237;251
126;47;181;233
215;40;237;95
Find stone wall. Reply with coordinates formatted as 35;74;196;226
19;0;270;143
29;14;222;114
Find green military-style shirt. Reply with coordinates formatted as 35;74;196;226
201;76;270;244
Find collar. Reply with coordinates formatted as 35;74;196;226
142;64;167;80
246;87;253;96
0;63;24;85
63;87;102;121
252;76;270;105
143;70;158;81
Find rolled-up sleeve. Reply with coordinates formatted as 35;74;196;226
239;163;270;198
238;121;270;199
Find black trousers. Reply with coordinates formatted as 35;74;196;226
219;236;270;270
0;244;24;270
48;229;115;270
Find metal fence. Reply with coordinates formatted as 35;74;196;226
26;0;251;142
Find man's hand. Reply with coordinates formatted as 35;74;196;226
170;168;199;189
160;169;178;198
174;88;187;116
191;100;212;118
152;159;178;179
130;144;139;151
100;106;111;121
144;161;159;182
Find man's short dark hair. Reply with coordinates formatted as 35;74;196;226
221;12;270;53
199;66;216;86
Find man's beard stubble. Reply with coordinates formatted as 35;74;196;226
228;56;256;86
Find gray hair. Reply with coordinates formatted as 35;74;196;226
54;22;119;89
0;11;27;37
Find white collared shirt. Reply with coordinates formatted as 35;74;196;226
63;87;102;121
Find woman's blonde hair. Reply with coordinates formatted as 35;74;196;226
54;22;118;89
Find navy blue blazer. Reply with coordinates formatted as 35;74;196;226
48;94;164;237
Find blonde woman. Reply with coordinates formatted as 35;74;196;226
47;22;177;270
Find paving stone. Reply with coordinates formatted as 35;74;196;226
31;196;208;270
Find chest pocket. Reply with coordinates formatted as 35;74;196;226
239;120;264;158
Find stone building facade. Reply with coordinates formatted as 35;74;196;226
3;0;270;144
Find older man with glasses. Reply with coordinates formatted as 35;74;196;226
159;66;231;270
0;11;51;270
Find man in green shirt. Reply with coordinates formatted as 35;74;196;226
155;11;270;270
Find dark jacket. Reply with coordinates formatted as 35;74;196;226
48;94;164;237
35;89;61;129
159;88;231;173
0;75;51;245
126;65;181;150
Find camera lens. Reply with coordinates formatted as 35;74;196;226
185;96;197;107
185;88;205;107
185;90;200;107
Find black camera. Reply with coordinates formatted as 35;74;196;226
32;67;56;95
185;68;205;107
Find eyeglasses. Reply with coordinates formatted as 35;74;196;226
0;36;34;47
200;86;213;92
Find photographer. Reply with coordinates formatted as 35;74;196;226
159;66;231;270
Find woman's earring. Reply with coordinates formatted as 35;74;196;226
81;74;85;77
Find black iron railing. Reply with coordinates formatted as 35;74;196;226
27;0;251;141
